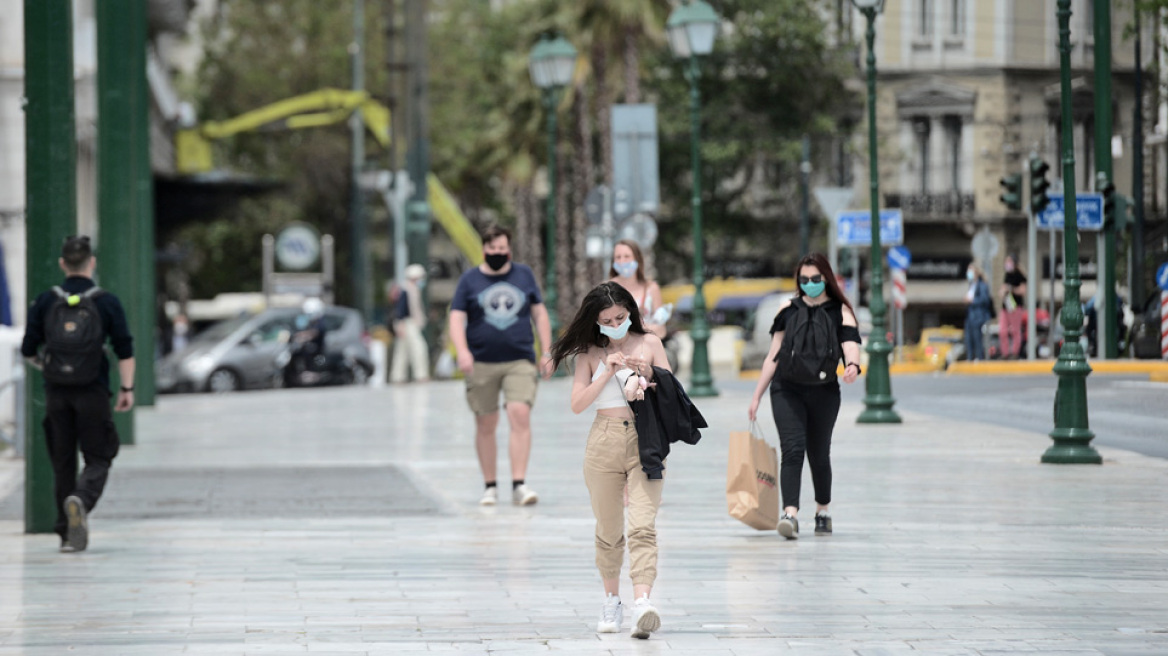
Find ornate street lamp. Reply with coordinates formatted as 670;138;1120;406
667;0;720;398
1043;0;1100;463
528;33;577;340
852;0;900;423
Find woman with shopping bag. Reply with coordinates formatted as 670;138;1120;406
747;253;862;539
549;282;674;640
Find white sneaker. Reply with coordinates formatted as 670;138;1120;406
512;484;538;506
479;487;498;506
596;594;622;633
630;595;660;639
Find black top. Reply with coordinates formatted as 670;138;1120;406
768;298;861;391
1003;270;1026;308
21;276;134;391
629;366;707;479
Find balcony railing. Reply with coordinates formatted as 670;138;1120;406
884;191;976;217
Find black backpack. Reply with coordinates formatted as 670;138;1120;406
775;298;840;385
42;286;107;386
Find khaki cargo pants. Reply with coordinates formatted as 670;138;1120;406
583;415;664;586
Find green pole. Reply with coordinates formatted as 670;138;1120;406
1093;0;1117;359
686;55;717;398
350;0;370;320
405;0;431;343
97;0;146;443
132;0;156;407
543;87;560;338
856;6;900;424
23;0;76;533
1045;0;1100;464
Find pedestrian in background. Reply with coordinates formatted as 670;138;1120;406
609;239;666;339
391;263;430;383
21;236;135;553
448;225;553;507
963;263;994;361
998;254;1027;359
550;281;672;639
747;253;862;540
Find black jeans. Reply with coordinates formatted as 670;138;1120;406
769;380;841;510
43;384;119;539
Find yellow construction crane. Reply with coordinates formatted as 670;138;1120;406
175;88;482;265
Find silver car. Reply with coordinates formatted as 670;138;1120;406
156;306;372;393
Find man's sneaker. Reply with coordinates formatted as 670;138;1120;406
630;595;660;639
815;513;833;536
596;594;622;633
777;513;798;540
63;495;88;552
512;484;538;506
479;487;498;506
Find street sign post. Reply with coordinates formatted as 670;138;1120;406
887;246;910;357
837;209;904;247
887;245;911;271
1157;263;1168;360
813;186;854;273
1036;193;1104;231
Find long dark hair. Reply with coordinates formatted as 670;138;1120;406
608;239;648;284
794;252;854;313
551;282;647;369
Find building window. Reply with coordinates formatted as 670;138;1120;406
913;117;931;193
943;115;962;192
919;0;934;37
950;0;965;36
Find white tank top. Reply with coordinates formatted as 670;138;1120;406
592;360;634;410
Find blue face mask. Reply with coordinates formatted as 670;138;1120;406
598;317;632;340
801;281;826;298
613;261;638;278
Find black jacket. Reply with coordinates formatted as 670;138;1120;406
21;276;133;391
629;366;707;479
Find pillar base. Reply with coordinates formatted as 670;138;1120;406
688;382;719;398
1042;429;1101;464
856;404;902;424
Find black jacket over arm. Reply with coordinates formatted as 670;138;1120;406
629;366;707;479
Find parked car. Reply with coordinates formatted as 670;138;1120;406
157;306;372;393
907;326;964;369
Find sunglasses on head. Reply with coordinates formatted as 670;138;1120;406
798;275;824;285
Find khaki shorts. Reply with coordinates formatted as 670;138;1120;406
465;359;539;415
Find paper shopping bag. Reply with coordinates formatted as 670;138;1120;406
726;423;779;530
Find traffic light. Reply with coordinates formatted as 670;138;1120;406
1098;173;1117;230
1029;157;1051;214
999;173;1022;211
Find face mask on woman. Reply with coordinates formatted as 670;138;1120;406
800;281;826;298
967;269;975;281
597;317;632;340
613;261;638;278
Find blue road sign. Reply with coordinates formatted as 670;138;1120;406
836;209;904;247
887;245;911;270
1035;193;1104;231
1157;262;1168;292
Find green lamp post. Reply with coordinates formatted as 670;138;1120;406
528;33;577;341
852;0;900;424
1043;0;1100;464
667;0;720;398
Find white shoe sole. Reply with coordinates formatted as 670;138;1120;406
596;622;620;633
778;519;797;540
513;494;538;506
630;608;660;639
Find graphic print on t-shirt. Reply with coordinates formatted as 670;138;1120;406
478;282;527;330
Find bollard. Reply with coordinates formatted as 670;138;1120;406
12;347;24;458
370;339;387;388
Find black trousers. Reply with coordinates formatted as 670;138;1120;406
769;381;841;510
43;384;119;539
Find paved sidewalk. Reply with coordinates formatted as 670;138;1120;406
1;376;1166;655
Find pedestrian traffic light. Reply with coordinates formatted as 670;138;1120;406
1029;157;1051;214
1098;173;1117;230
999;173;1022;211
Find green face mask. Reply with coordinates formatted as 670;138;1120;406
801;281;826;298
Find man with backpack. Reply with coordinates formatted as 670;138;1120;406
21;235;135;553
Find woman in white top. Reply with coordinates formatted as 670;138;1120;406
549;281;671;640
609;240;666;339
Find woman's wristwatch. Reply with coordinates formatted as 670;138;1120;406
120;385;134;393
845;362;861;375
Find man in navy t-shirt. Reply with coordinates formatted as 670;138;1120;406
449;225;553;507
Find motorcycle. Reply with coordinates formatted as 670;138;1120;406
277;330;368;388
